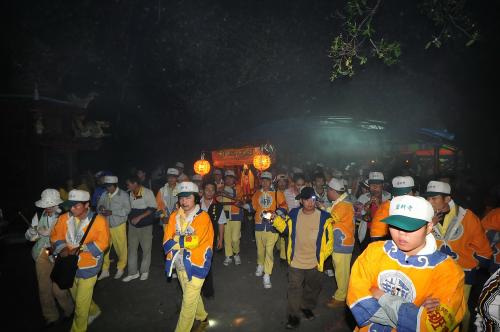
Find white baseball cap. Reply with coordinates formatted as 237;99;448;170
61;189;91;209
425;181;451;197
167;168;180;176
260;171;272;180
176;182;199;197
224;170;236;178
382;195;434;231
35;189;63;208
103;175;118;185
391;176;415;196
175;162;184;168
292;167;303;174
327;178;345;192
192;174;202;181
368;171;384;184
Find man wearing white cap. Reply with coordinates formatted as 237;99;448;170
163;182;214;332
325;178;355;308
356;171;391;246
51;189;110;331
425;180;492;331
347;195;466;331
370;176;415;242
156;168;180;225
251;171;288;288
25;189;74;327
218;169;244;266
97;176;131;280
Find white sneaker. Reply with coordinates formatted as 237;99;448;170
263;274;272;289
114;269;124;279
122;273;140;282
140;272;149;281
255;264;264;277
325;269;334;277
234;255;241;265
223;256;233;266
88;310;101;325
98;270;110;280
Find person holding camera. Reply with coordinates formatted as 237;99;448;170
251;171;288;289
272;186;334;329
97;175;131;280
25;189;74;328
51;189;110;332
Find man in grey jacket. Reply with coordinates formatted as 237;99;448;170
97;175;131;280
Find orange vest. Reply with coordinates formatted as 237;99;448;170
482;208;500;266
432;205;492;280
331;200;355;253
220;184;244;221
51;212;110;279
163;209;214;280
370;200;390;239
252;189;287;224
348;241;465;331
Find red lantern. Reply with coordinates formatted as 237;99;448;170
253;153;271;171
194;155;211;176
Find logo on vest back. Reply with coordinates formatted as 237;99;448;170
259;193;273;209
378;270;416;302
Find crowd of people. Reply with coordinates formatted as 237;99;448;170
24;160;500;332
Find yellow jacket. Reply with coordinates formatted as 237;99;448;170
273;207;333;272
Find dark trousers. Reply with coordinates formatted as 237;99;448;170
287;267;322;317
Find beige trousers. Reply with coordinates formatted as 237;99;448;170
35;250;74;323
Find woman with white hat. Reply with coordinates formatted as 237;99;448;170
25;189;74;327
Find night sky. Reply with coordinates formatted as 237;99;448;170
2;0;500;175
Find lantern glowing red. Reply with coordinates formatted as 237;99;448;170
253;153;271;171
194;159;211;176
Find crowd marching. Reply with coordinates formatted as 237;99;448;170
25;160;500;331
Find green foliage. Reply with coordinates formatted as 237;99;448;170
330;0;479;81
420;0;480;49
329;0;401;81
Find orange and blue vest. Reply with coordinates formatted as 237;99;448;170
481;208;500;270
331;198;355;253
51;211;110;279
251;189;288;232
432;202;492;284
348;240;465;331
163;208;214;280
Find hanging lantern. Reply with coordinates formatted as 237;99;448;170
253;152;271;171
194;153;211;176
